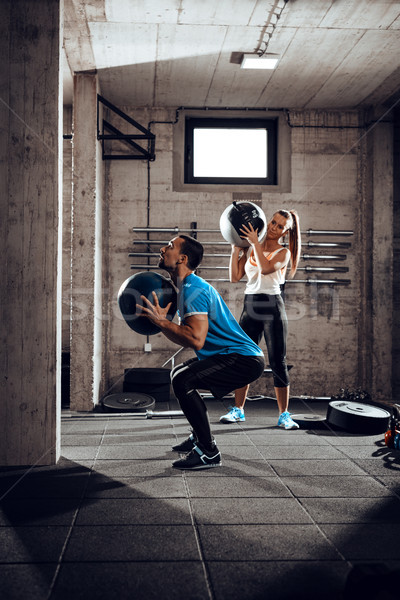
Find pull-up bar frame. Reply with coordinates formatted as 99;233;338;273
97;94;155;161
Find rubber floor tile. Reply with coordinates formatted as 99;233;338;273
198;524;341;561
246;433;329;445
75;498;192;525
320;523;400;560
84;474;187;498
338;445;392;459
183;457;276;476
0;498;80;527
52;561;209;600
216;446;264;459
352;457;400;477
0;564;57;600
61;446;100;461
238;423;312;433
91;459;179;477
320;433;385;446
216;421;277;431
299;496;400;524
208;560;350;600
105;421;177;434
0;469;91;499
269;458;366;477
60;434;103;446
63;524;199;561
258;445;344;460
203;433;258;446
374;475;400;494
101;432;177;445
61;421;107;434
96;445;174;460
281;475;393;498
186;475;291;498
0;526;69;563
191;497;312;525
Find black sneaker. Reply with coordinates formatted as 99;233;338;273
172;431;197;452
172;443;221;470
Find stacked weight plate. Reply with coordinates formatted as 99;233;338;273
293;401;391;434
326;401;390;434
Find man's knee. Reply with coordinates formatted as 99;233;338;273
171;365;197;398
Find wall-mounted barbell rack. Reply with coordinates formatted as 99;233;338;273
130;225;353;285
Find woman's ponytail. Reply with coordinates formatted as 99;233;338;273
278;209;301;278
287;210;301;278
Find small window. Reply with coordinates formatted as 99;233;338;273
184;117;277;185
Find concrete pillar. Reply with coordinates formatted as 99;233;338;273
0;0;63;465
70;73;104;411
358;112;394;403
371;118;393;402
393;109;400;398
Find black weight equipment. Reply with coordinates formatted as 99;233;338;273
384;403;400;448
118;271;177;335
326;401;390;434
291;413;328;429
123;367;171;403
101;392;156;413
219;201;267;247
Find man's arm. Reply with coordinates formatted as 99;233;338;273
138;292;208;351
158;314;208;350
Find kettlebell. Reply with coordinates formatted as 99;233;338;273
384;403;400;449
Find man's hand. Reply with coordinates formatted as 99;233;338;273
137;291;172;325
138;292;208;351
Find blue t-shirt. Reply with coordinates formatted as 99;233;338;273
178;273;263;361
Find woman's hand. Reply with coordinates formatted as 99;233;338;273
239;222;259;245
137;291;172;325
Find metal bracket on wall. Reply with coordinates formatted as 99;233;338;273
97;94;155;161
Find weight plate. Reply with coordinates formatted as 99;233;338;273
291;413;327;429
102;392;155;413
326;401;390;434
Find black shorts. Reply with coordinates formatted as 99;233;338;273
176;353;265;399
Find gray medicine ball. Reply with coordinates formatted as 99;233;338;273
219;201;267;247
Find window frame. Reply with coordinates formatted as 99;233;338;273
173;109;291;193
184;117;277;185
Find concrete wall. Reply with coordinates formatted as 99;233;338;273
101;106;394;404
0;0;62;465
393;108;400;400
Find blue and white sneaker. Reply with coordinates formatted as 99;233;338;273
278;411;299;430
219;406;245;423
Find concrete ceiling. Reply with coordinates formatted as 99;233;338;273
63;0;400;110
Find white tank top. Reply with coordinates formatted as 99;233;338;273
244;247;288;295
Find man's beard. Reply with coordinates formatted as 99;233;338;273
159;257;170;271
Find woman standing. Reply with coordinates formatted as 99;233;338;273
220;209;301;429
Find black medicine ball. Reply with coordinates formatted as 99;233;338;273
219;201;267;247
118;271;177;335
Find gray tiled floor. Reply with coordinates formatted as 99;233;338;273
1;398;400;599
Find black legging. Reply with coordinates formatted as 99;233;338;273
171;364;213;450
171;354;265;450
239;293;289;388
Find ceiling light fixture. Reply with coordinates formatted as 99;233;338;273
239;0;289;71
240;53;280;70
